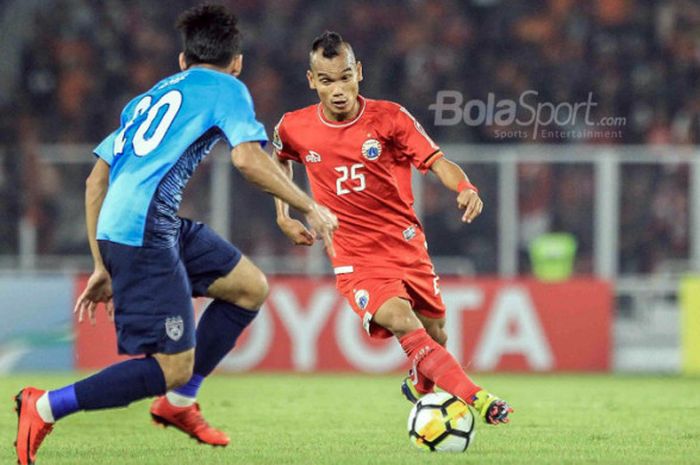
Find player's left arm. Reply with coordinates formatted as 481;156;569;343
430;156;483;224
392;104;483;223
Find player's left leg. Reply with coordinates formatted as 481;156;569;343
16;238;197;464
151;219;267;446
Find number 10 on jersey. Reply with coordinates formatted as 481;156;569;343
335;163;366;196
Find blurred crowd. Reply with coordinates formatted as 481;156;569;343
0;0;696;274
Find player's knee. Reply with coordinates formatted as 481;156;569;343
237;271;269;310
376;302;423;338
216;270;268;310
250;272;269;308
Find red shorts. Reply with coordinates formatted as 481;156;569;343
335;260;446;339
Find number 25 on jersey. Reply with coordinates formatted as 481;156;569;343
335;163;366;196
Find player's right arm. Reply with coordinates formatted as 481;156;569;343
272;156;315;246
270;116;318;247
85;159;110;270
218;81;336;255
74;157;114;324
230;142;337;256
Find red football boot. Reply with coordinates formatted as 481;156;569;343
150;396;229;447
14;387;54;465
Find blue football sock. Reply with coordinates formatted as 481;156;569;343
190;300;258;380
172;373;204;398
69;357;166;413
47;385;78;421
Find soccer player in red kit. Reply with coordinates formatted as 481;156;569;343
273;32;512;425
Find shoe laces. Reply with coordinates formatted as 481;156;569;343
176;404;211;433
486;400;511;424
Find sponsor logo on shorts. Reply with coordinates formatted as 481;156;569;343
354;289;370;310
165;316;184;341
361;139;382;160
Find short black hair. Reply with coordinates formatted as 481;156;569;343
310;31;348;59
176;4;241;68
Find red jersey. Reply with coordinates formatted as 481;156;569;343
274;96;443;270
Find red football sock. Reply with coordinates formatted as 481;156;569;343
413;329;451;394
414;369;435;394
400;328;481;404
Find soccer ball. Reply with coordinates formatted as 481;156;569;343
407;392;476;452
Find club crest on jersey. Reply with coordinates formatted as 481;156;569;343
305;151;322;163
354;289;370;310
165;316;184;341
361;139;382;161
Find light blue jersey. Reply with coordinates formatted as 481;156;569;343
93;68;267;247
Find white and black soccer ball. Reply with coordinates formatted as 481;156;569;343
407;392;476;452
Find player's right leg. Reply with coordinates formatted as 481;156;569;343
150;255;266;446
372;298;512;425
151;219;267;447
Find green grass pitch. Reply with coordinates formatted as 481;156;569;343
1;373;698;465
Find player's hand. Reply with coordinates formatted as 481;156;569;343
458;189;483;223
277;216;316;246
304;203;339;257
74;267;115;326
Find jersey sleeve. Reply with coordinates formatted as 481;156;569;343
392;106;442;173
93;95;146;165
273;115;302;163
93;130;117;166
216;80;268;149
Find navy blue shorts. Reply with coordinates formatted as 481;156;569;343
99;219;242;356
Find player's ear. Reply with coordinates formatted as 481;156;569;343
230;55;243;77
178;53;187;71
356;61;363;82
307;70;316;90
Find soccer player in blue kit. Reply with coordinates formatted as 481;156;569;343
14;5;337;464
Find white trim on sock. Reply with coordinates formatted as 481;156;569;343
35;393;55;423
166;391;196;407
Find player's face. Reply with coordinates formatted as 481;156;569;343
307;48;363;122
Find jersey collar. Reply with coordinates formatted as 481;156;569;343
317;95;366;128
